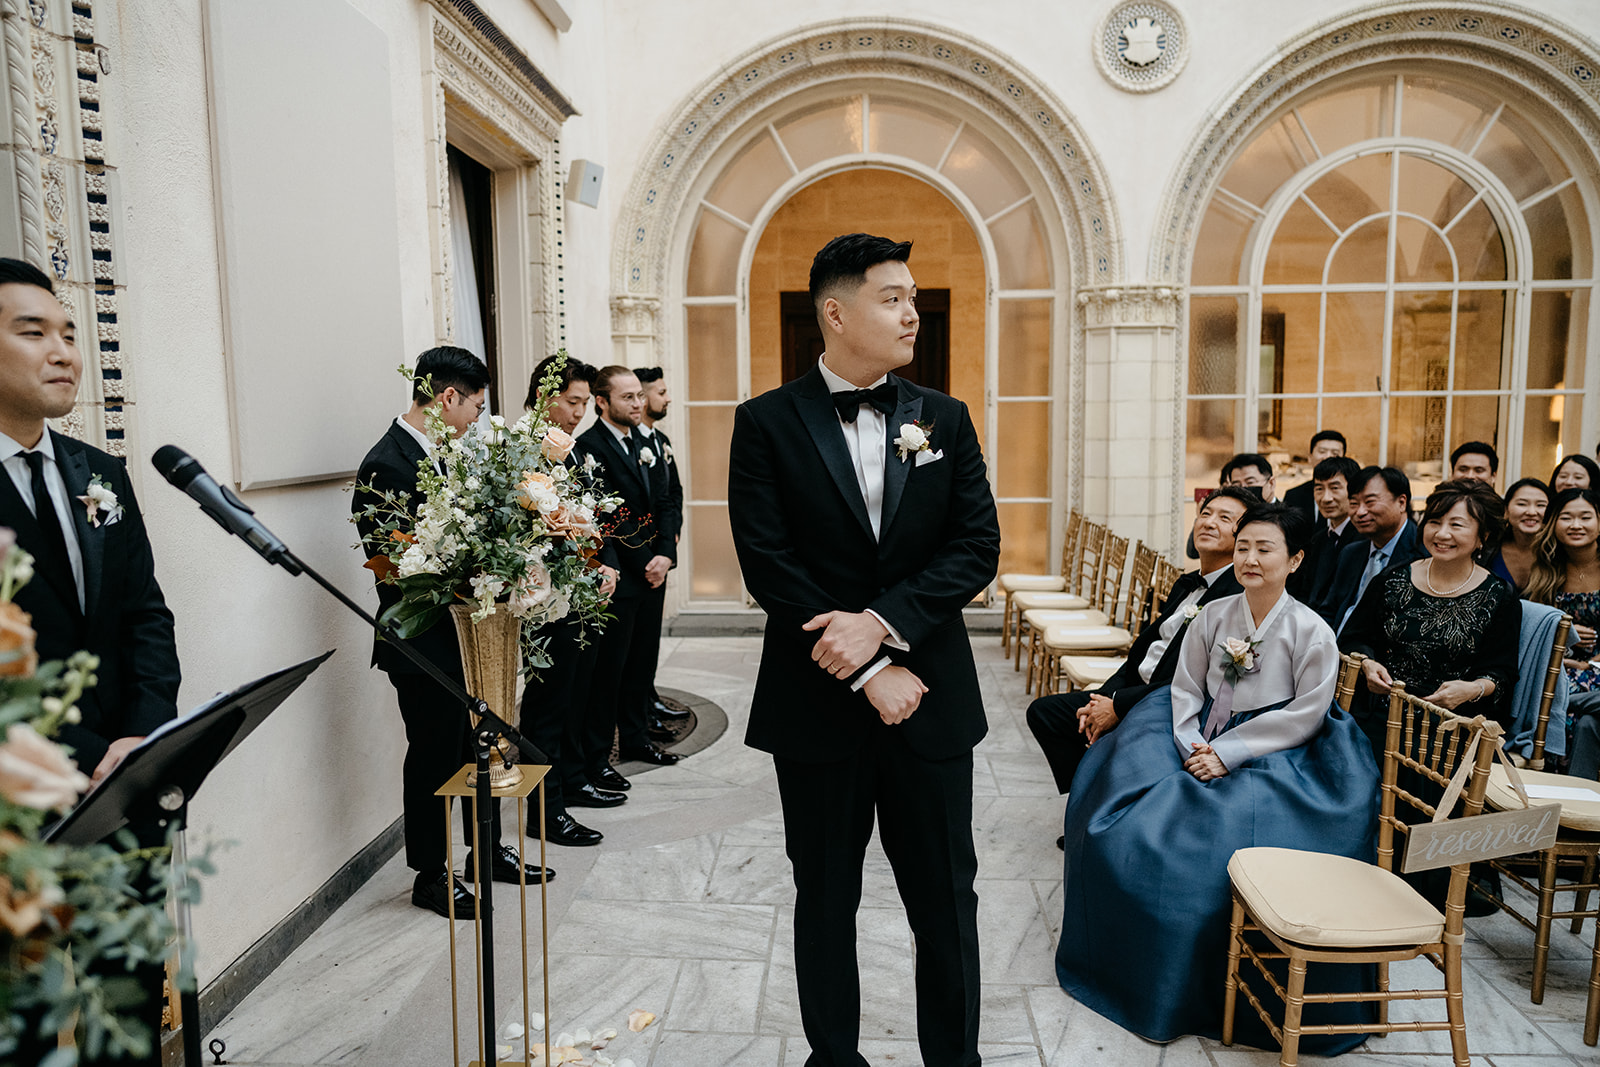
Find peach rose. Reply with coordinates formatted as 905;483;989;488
0;601;37;678
517;471;560;514
541;428;576;464
0;723;91;811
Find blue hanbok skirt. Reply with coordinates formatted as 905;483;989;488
1055;688;1381;1054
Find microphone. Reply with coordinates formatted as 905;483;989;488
151;446;301;575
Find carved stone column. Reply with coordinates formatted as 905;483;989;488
610;294;660;368
1076;285;1181;555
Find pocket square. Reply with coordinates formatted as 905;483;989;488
915;448;945;467
102;508;123;526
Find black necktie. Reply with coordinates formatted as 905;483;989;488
832;382;897;423
21;451;78;608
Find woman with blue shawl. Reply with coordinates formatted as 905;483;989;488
1055;501;1380;1054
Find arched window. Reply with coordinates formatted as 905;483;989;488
1186;70;1593;503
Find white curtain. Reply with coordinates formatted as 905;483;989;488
447;153;488;362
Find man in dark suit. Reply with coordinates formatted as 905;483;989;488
1282;429;1347;522
1025;487;1251;797
355;346;552;917
0;257;179;1067
516;353;619;847
574;365;681;792
629;366;684;738
1287;454;1362;604
1316;465;1427;633
729;233;1001;1067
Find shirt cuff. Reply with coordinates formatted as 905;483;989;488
866;610;910;651
850;656;893;691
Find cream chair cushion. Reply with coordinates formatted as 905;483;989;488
1042;625;1133;651
1062;656;1125;688
1022;608;1110;629
1228;847;1444;948
999;573;1067;593
1484;766;1600;832
1013;591;1091;611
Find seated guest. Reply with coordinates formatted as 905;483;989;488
1340;479;1520;758
1316;465;1426;632
1287;454;1362;604
1221;452;1276;502
1282;430;1346;521
1486;478;1549;592
1025;487;1251;796
1551;453;1600;493
1450;440;1499;485
1525;487;1600;778
1055;503;1379;1053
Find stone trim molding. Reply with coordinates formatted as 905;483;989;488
609;16;1122;309
1076;285;1180;329
428;0;575;133
609;294;660;339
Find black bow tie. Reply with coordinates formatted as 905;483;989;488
1169;570;1208;607
832;382;898;423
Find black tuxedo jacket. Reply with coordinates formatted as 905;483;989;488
1098;566;1243;715
354;420;462;676
1289;519;1363;604
1283;480;1316;523
575;421;674;600
0;431;179;769
1315;519;1427;627
728;367;1001;762
643;425;683;549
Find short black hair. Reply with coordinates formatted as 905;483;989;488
1503;477;1550;507
808;233;913;327
1236;500;1314;556
1309;429;1347;452
634;366;665;385
412;346;489;405
524;353;597;410
1450;440;1499;473
1199;485;1262;514
1550;453;1600;490
1353;465;1411;506
0;258;53;295
1421;478;1506;548
1313;455;1361;488
1220;453;1273;482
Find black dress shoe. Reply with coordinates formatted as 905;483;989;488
1056;835;1065;851
619;743;683;766
592;765;632;791
653;699;691;721
569;782;627;808
463;844;554;885
412;870;475;918
543;812;603;847
647;717;675;741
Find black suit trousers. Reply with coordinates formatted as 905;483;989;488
618;581;667;751
1024;691;1097;795
519;616;602;814
583;594;641;775
774;728;980;1067
388;671;501;871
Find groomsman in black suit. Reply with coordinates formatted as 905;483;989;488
629;366;684;738
1282;429;1347;521
1025;487;1251;797
574;366;681;793
729;233;1001;1066
1315;465;1427;633
0;257;179;1067
355;346;553;917
1287;454;1362;604
516;354;620;847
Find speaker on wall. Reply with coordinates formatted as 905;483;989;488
566;159;604;207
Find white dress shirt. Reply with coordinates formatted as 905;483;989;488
0;428;86;610
1135;563;1231;683
818;357;910;689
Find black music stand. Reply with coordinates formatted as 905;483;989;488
46;651;332;1067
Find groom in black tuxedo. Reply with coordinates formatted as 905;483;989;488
0;257;178;1066
1025;487;1252;797
729;233;1000;1067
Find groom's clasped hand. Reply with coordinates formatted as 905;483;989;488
803;608;929;724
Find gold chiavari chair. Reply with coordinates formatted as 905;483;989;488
1054;542;1157;695
998;509;1083;656
1033;533;1134;696
1223;667;1505;1066
1013;521;1105;673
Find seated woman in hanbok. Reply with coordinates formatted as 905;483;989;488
1055;502;1380;1054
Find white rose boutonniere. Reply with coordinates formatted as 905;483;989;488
1218;635;1262;685
78;476;121;528
1181;602;1203;623
894;419;934;462
637;446;657;468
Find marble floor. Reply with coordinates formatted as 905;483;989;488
211;635;1600;1066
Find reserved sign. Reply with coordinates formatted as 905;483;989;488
1401;803;1562;873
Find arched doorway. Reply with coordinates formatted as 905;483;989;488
611;22;1119;612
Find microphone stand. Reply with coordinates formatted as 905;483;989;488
233;541;545;1064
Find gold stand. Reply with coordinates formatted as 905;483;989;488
449;605;526;790
438;765;552;1067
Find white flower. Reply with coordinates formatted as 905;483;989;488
1222;637;1252;660
893;421;932;461
1181;603;1203;622
638;447;657;467
0;723;90;811
396;542;439;578
470;573;507;603
78;476;120;528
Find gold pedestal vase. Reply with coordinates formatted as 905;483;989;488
448;603;525;790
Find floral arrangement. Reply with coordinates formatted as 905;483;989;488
0;530;209;1063
353;351;619;670
1218;635;1263;686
